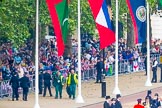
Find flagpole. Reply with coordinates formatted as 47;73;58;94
76;0;84;103
34;0;40;108
113;0;121;95
145;1;152;86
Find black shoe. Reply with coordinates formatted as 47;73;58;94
95;82;99;83
50;95;53;97
69;96;71;99
39;93;42;94
55;97;58;99
12;99;14;101
43;95;45;97
16;98;19;101
72;97;75;100
60;96;62;99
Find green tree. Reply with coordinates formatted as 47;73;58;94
0;0;35;47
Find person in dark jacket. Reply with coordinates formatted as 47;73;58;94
9;72;19;101
103;96;111;108
95;58;103;83
20;72;30;101
152;93;160;108
43;70;52;97
145;90;153;106
115;94;122;108
111;98;116;108
39;70;43;94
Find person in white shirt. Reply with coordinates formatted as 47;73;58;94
151;57;158;83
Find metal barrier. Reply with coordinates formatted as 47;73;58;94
0;80;12;99
0;76;35;99
81;54;160;80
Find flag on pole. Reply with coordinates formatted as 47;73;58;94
88;0;115;49
46;0;68;56
126;0;146;44
158;0;162;10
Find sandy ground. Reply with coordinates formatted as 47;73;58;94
0;69;162;108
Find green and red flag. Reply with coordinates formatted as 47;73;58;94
159;0;162;10
46;0;68;56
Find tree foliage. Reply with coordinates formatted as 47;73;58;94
68;0;96;35
0;0;35;47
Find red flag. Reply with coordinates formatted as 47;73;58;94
88;0;115;49
46;0;68;56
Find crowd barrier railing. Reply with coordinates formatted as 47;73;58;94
0;76;35;99
81;54;160;81
0;80;12;99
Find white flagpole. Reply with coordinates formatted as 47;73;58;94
76;0;84;103
145;1;152;86
113;0;121;95
34;0;40;108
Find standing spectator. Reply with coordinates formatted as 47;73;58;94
67;69;78;100
159;63;162;82
43;70;52;97
20;72;30;101
103;96;111;108
9;72;19;101
115;94;122;108
133;98;144;108
53;71;65;99
14;53;22;66
151;57;158;83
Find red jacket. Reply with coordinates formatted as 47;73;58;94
134;104;144;108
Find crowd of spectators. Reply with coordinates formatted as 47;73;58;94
0;36;162;81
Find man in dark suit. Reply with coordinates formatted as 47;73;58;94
115;94;122;108
103;96;111;108
39;70;43;94
43;70;52;97
20;72;30;101
95;57;103;83
9;72;19;101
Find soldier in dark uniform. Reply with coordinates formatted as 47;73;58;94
9;72;19;101
95;58;103;83
43;70;52;97
39;70;43;94
20;72;30;101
